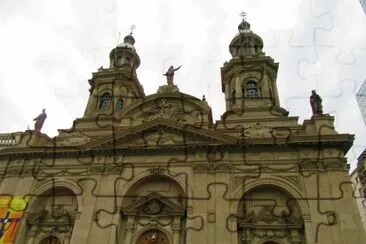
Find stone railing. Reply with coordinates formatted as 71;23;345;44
0;132;24;148
0;133;16;146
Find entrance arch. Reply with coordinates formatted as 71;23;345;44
136;229;169;244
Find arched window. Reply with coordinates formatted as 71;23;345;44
116;99;124;111
39;236;61;244
99;93;112;110
244;81;260;98
124;57;131;65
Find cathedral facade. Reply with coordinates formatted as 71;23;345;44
0;19;365;244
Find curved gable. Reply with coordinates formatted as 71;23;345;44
117;92;213;129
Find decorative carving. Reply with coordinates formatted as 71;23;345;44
58;131;92;146
28;204;75;234
243;123;273;138
142;99;197;123
148;167;166;175
143;199;163;214
207;211;216;223
144;128;176;145
193;163;232;172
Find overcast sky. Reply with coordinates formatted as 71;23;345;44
0;0;365;171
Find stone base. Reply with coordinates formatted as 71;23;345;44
157;84;180;93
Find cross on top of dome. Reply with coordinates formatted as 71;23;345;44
239;11;247;21
129;24;136;35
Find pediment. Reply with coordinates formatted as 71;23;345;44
87;119;237;149
122;192;185;216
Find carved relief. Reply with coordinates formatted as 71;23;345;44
193;163;232;172
143;128;177;145
243;123;273;138
58;131;92;146
149;167;167;175
141;99;200;123
207;211;216;223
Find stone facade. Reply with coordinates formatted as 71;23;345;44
0;19;365;244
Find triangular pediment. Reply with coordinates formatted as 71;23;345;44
86;119;237;149
122;192;185;216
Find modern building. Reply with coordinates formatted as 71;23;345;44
360;0;366;15
350;149;366;232
356;80;366;126
0;18;365;244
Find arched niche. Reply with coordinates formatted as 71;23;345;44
37;234;63;244
237;185;305;244
122;174;186;209
120;175;187;244
24;187;78;244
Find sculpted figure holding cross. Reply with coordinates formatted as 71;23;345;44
163;65;181;85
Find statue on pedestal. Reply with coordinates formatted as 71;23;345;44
310;90;323;115
163;65;181;85
33;109;47;132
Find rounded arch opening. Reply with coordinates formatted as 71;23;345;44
243;80;260;98
38;235;62;244
237;184;305;244
135;228;170;244
99;92;112;110
121;174;187;209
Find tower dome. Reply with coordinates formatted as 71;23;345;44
229;19;264;58
109;32;140;69
117;34;136;51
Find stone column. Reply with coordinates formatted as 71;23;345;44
108;211;121;244
229;214;239;243
25;225;38;244
172;217;181;244
124;216;135;244
302;215;313;244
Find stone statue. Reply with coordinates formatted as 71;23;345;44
163;65;181;85
310;90;323;115
33;108;47;132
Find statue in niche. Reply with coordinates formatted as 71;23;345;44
163;65;181;85
33;108;47;132
310;90;323;115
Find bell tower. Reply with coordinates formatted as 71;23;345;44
83;30;145;118
221;14;288;118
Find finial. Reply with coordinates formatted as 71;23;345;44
129;24;136;35
239;11;247;21
202;95;206;101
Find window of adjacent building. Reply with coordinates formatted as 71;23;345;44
117;99;124;111
99;93;112;110
244;81;260;98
